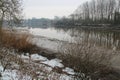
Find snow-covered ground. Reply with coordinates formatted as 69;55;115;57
0;68;31;80
1;27;120;80
0;51;80;80
23;54;75;75
0;27;90;80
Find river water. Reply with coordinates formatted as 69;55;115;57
27;27;120;69
29;27;120;51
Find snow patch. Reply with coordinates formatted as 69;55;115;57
1;70;31;80
31;54;48;61
44;67;53;72
60;74;74;80
63;67;75;75
42;59;64;68
21;55;29;59
0;65;3;72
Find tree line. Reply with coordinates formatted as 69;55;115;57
54;0;120;27
23;18;52;28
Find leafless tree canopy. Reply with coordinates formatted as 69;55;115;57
0;0;22;28
73;0;120;24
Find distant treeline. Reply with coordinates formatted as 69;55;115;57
54;0;120;27
22;18;52;28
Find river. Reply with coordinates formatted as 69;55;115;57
29;27;120;51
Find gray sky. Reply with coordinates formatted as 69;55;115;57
23;0;90;19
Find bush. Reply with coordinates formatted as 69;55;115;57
58;43;114;79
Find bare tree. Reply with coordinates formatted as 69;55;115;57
0;0;22;28
53;0;120;27
73;0;119;25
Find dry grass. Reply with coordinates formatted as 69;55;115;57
0;29;35;53
0;48;24;72
58;43;115;79
0;47;43;79
0;47;77;80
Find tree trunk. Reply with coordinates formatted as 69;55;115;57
0;20;3;43
0;12;4;43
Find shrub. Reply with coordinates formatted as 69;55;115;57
58;43;114;79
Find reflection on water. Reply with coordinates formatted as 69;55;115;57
67;28;120;50
30;27;120;50
29;28;73;41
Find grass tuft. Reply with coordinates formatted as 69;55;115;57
0;29;35;53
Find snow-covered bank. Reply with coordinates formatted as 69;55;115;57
3;27;120;80
0;68;31;80
22;54;75;75
0;47;87;80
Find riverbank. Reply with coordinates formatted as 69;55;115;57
1;28;120;80
80;25;120;30
29;27;120;80
1;40;120;80
54;24;120;31
0;47;80;80
0;29;87;79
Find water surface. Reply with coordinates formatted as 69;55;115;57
29;27;120;50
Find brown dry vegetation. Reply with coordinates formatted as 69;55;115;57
58;43;119;79
0;29;35;53
0;47;54;80
0;46;76;80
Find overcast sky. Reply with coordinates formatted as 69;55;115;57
23;0;90;19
